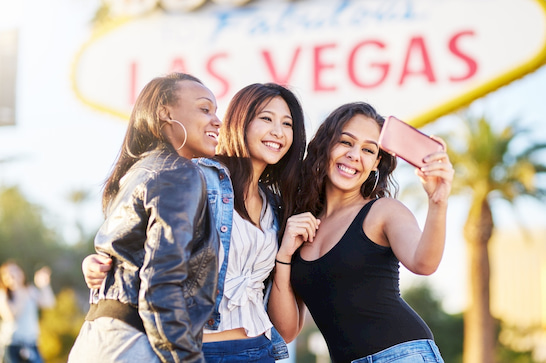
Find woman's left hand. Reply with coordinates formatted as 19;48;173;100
417;136;454;203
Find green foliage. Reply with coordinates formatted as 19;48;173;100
0;186;59;272
496;346;534;363
0;185;95;293
39;289;86;363
0;185;96;362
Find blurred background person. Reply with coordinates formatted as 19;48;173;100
0;261;55;363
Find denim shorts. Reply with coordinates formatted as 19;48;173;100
203;334;275;362
351;339;444;363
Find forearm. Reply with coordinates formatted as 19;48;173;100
268;262;304;343
414;200;448;274
268;212;316;342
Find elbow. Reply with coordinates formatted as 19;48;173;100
274;320;303;344
409;254;442;276
279;329;299;344
413;263;439;276
409;257;441;275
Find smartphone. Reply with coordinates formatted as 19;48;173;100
378;116;444;168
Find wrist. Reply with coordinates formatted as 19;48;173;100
275;258;292;266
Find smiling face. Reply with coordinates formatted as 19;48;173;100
327;114;382;195
164;80;222;159
246;96;294;172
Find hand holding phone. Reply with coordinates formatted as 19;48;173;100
378;116;444;168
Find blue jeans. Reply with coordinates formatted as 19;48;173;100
203;334;275;362
351;339;444;363
4;344;43;363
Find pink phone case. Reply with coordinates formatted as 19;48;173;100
378;116;444;168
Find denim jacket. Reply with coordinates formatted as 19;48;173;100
193;158;289;360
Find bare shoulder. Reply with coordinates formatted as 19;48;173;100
370;197;410;215
366;198;414;228
364;198;417;247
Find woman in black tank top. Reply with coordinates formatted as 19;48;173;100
268;102;454;362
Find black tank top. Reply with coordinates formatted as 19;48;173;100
291;199;433;363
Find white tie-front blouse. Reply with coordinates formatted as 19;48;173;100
204;188;278;338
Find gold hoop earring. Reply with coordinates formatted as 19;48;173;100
170;120;187;150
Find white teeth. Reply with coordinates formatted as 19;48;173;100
263;141;281;149
206;132;218;140
338;164;356;175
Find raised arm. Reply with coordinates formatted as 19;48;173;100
383;137;454;275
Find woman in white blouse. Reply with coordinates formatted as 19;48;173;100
82;83;307;362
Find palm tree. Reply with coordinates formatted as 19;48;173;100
442;112;546;363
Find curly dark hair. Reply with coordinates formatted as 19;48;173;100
297;102;398;216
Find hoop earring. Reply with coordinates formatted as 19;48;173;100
170;120;187;150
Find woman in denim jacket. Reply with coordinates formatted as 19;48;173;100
83;83;307;362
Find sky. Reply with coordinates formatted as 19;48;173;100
1;0;546;316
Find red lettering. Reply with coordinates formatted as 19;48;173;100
261;47;301;85
313;43;337;92
348;40;389;88
170;58;187;73
449;30;477;81
206;53;230;99
399;36;436;85
124;30;479;113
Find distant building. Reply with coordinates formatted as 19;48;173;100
0;29;17;126
491;229;546;361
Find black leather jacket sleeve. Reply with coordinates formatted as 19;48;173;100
138;163;211;363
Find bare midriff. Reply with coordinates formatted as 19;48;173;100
203;328;252;342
